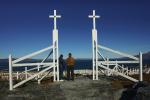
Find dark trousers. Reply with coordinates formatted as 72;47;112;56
67;66;74;80
59;66;63;80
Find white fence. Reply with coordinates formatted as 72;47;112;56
89;10;143;82
2;67;150;80
8;10;61;91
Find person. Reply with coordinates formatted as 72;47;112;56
66;53;75;80
59;54;65;80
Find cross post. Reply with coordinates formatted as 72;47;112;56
88;10;100;29
49;10;61;30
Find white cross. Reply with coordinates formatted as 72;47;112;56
49;10;61;30
88;10;100;29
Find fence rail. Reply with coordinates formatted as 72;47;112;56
1;67;150;80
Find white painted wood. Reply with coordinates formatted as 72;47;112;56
89;10;99;80
13;63;53;67
100;61;139;64
99;63;138;82
12;46;53;64
98;45;139;61
140;52;143;81
13;65;53;89
25;67;27;79
49;10;61;30
9;10;61;90
89;10;140;82
9;54;13;90
88;10;100;29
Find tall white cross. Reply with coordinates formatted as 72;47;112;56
88;10;100;29
49;10;61;30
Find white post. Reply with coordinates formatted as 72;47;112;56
129;68;131;75
89;10;100;80
115;60;118;76
37;64;40;74
49;10;61;81
49;10;61;30
93;47;95;80
52;30;59;81
37;65;41;84
53;40;56;81
107;58;109;76
53;29;59;81
94;29;98;80
96;42;98;80
92;29;98;80
56;32;59;81
140;52;143;81
127;67;129;75
25;67;27;80
17;72;19;80
89;10;100;30
54;10;57;30
121;65;124;74
9;54;13;91
37;64;40;84
92;30;95;80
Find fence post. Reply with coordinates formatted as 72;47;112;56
25;67;28;80
140;52;143;81
9;54;13;91
17;72;19;80
107;58;109;76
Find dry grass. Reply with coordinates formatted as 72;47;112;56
112;74;150;89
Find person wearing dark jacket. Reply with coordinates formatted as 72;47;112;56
59;54;65;80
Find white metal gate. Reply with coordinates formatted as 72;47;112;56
9;10;61;90
89;10;143;82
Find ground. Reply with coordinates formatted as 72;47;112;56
0;75;150;100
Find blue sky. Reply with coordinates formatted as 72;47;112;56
0;0;150;59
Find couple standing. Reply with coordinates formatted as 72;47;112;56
59;53;75;80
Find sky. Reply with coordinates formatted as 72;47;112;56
0;0;150;59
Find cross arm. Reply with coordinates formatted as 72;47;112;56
49;15;61;18
88;15;100;18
